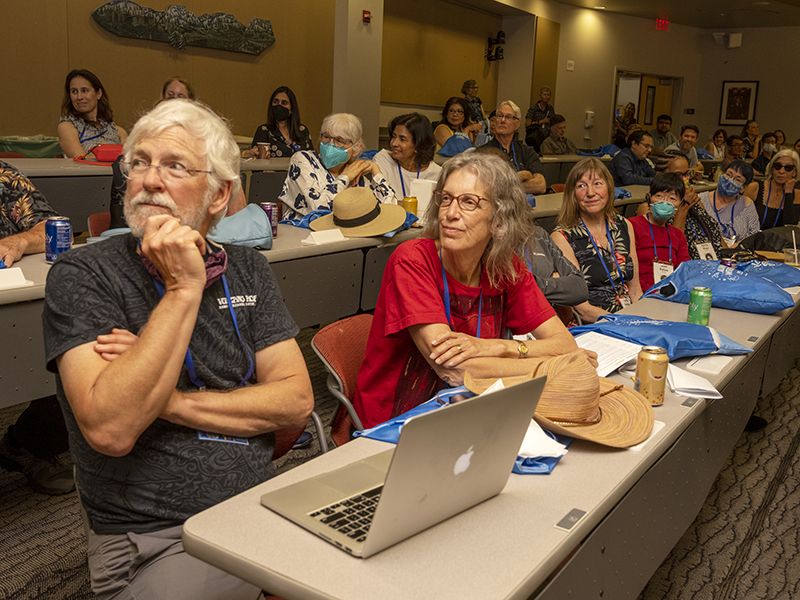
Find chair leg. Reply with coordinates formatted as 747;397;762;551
310;410;328;454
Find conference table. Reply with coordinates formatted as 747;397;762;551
0;225;416;410
3;157;291;234
182;284;799;600
540;154;612;186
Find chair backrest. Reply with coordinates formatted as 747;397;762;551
0;152;26;158
311;314;373;400
88;212;111;237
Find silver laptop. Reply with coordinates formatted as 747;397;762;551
261;376;546;558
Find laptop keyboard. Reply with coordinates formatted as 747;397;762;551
308;486;383;543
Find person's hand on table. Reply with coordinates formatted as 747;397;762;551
0;236;25;267
342;159;373;185
242;147;258;159
94;328;139;362
430;331;503;368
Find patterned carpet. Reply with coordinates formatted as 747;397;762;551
2;343;800;599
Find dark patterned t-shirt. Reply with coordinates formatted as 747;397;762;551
0;160;58;237
42;235;299;534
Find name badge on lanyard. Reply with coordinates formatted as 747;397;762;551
653;261;673;282
696;242;717;261
648;218;674;283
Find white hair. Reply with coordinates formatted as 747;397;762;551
319;113;365;156
124;99;241;229
498;100;521;121
766;149;800;180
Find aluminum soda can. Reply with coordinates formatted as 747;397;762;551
401;196;418;216
45;217;72;264
687;286;712;326
634;346;669;407
259;202;281;237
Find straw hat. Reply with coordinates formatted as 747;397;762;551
464;352;654;448
310;187;407;237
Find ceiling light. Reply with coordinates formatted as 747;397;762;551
594;6;606;9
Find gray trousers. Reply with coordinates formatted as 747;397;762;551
87;524;261;600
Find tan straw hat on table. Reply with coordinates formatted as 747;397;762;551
310;187;407;237
464;352;654;448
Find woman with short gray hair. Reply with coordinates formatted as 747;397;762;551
279;113;395;219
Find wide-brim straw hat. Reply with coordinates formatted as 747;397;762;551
310;187;407;237
464;352;654;448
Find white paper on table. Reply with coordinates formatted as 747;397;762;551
667;364;722;399
0;267;33;291
480;379;568;459
301;229;346;245
575;331;641;377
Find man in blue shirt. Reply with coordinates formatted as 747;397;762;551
608;130;656;187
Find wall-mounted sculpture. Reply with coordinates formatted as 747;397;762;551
92;1;275;55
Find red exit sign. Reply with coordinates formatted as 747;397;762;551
656;18;670;31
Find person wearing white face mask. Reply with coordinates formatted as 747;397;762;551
699;160;760;247
628;173;691;292
751;131;778;176
278;113;395;220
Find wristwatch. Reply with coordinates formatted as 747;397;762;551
517;341;529;359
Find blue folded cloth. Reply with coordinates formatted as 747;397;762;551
579;144;621;157
696;148;714;160
614;187;632;199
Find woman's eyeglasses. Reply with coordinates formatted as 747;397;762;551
773;163;796;172
433;190;489;212
321;133;353;148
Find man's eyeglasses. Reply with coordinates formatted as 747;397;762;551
773;163;796;172
496;113;519;122
321;133;353;148
121;159;211;182
433;190;489;212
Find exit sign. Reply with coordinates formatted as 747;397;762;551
656;18;670;31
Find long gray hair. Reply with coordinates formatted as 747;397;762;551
422;153;534;288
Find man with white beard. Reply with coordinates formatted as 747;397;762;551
42;99;313;600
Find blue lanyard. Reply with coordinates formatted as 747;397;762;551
398;162;421;198
79;122;104;144
712;191;738;239
150;270;254;390
510;142;521;172
440;249;482;338
760;183;784;228
581;218;626;295
647;217;673;264
686;219;699;239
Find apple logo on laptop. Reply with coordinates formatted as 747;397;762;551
454;445;474;475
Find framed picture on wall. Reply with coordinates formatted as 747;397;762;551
719;81;758;126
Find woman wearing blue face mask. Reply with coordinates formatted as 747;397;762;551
699;161;760;247
629;173;691;292
279;113;396;219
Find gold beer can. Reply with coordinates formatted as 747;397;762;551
634;346;669;406
402;196;417;216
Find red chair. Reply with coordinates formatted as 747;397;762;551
311;314;372;448
0;152;26;159
88;212;112;237
550;183;565;193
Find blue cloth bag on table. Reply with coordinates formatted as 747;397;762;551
569;314;752;360
355;386;568;474
736;260;800;288
642;260;796;315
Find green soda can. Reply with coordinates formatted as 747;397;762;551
687;286;712;326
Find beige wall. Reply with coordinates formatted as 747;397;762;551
1;0;336;141
381;0;502;111
554;6;704;147
531;16;560;109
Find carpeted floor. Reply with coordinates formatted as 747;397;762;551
3;343;800;600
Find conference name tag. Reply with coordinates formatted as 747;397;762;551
653;261;674;282
197;430;249;445
696;242;717;261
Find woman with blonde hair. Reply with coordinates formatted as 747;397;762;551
354;153;592;428
551;157;642;323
